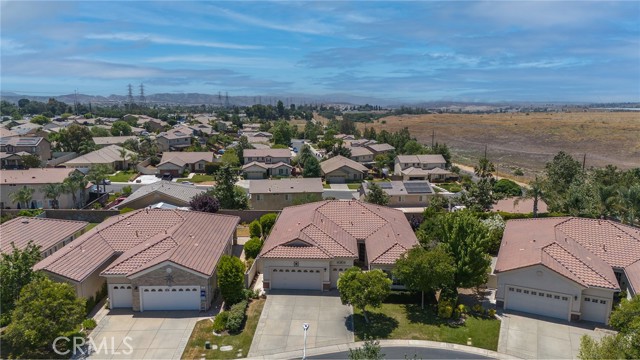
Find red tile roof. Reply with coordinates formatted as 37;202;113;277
259;200;418;265
495;217;640;291
34;209;239;281
0;217;88;254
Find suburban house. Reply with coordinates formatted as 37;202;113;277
62;145;137;170
360;181;435;207
241;131;272;139
243;149;291;165
394;154;454;182
335;134;356;141
93;136;137;148
35;209;240;311
156;127;193;152
1;217;88;258
157;152;216;177
492;197;549;214
185;123;218;136
495;217;640;324
257;200;419;291
0;152;30;169
0;136;52;164
115;181;205;210
249;178;323;210
349;146;374;163
1;168;84;209
137;115;167;132
320;155;368;183
242;161;293;179
365;143;395;156
10;122;42;136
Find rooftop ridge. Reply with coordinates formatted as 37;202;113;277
543;242;617;289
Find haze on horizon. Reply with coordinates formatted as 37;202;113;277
1;1;639;103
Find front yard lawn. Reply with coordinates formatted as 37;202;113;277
176;174;215;183
353;301;500;351
323;183;331;189
182;299;265;359
438;182;462;193
347;183;361;190
108;170;137;182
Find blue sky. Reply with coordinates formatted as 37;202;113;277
1;1;639;103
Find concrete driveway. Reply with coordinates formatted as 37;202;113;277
86;310;200;359
498;310;612;359
248;290;354;357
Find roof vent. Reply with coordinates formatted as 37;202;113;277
32;176;36;179
602;244;607;252
21;219;29;224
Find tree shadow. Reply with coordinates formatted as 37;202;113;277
403;303;447;326
349;312;399;339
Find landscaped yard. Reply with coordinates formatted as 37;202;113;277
437;182;462;193
176;174;215;183
182;299;265;359
323;183;331;189
347;183;361;190
108;170;138;182
353;296;500;351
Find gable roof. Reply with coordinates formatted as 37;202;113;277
495;217;640;291
259;200;418;265
34;209;239;281
0;217;88;254
362;180;434;196
396;154;446;164
320;155;368;174
157;127;192;140
249;178;323;194
349;147;374;157
0;136;46;147
241;161;292;171
1;168;79;185
93;136;137;146
63;145;136;166
366;143;395;152
244;149;291;159
159;152;215;166
115;181;206;209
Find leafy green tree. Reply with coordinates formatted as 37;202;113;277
10;186;35;209
514;176;546;217
221;148;240;167
365;182;390;206
41;183;64;209
394;246;455;309
30;114;50;125
189;193;220;213
474;157;495;179
617;184;640;225
579;335;630;360
111;121;133;136
338;267;391;323
90;126;111;137
87;164;112;194
431;143;452;168
63;171;88;208
234;136;254;165
272;120;293;146
297;145;313;166
20;154;41;169
302;156;321;177
4;277;85;355
348;338;385;360
493;178;522;198
0;243;42;326
330;142;352;158
544;151;583;212
402;140;427;155
56;124;95;153
259;213;278;235
217;255;246;306
211;165;248;209
244;237;263;259
249;220;262;238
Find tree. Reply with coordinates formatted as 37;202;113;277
56;124;95;154
221;148;240;167
0;243;42;327
259;213;278;236
118;147;131;170
493;178;522;198
474;157;495;179
338;267;391;323
87;164;112;194
110;121;132;136
330;142;352;158
302;156;321;177
217;255;245;306
617;184;640;225
514;176;546;217
10;186;35;209
297;145;314;167
403;140;426;155
211;165;248;209
394;246;455;309
30;114;51;125
348;338;385;360
189;193;220;213
63;171;88;208
365;182;390;206
271;120;293;146
41;183;64;209
91;126;111;137
244;237;263;259
20;154;41;169
544;151;583;212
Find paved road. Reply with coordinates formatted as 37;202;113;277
309;346;492;359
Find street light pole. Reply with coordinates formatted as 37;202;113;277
302;323;309;359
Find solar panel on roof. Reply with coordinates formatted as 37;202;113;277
404;182;432;194
378;182;393;189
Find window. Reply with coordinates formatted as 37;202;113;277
524;290;530;294
538;292;545;297
554;295;560;299
599;300;607;304
278;168;284;175
591;298;598;303
547;294;552;298
398;196;403;202
562;296;568;301
285;194;291;201
256;194;263;201
516;289;522;293
508;287;515;292
531;291;537;296
584;297;591;301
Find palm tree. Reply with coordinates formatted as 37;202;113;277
118;147;129;170
10;186;35;209
595;184;618;219
514;176;546;218
617;185;640;225
474;157;495;179
63;171;87;208
87;164;111;194
41;183;63;209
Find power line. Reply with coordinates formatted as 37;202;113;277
139;83;146;105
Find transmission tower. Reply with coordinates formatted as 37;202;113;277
218;91;222;106
224;92;230;108
139;83;146;105
127;84;134;110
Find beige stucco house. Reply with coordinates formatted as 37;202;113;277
360;180;435;207
1;168;84;209
320;155;368;183
249;178;323;210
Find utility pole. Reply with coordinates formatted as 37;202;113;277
583;153;587;171
139;83;146;106
431;129;435;148
218;91;222;106
74;89;78;115
484;144;488;160
127;84;134;111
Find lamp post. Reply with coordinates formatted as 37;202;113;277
302;323;309;359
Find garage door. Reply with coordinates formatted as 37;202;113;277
330;266;348;289
270;267;322;290
326;176;345;184
140;286;201;311
581;296;609;323
111;284;133;308
505;285;571;320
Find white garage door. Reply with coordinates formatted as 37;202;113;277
330;266;348;288
581;296;609;323
111;284;133;308
326;176;345;184
140;286;201;311
505;285;571;320
271;268;323;290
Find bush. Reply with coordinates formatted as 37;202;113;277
259;213;277;236
249;220;262;238
493;178;522;197
245;258;254;271
205;161;221;175
438;301;454;319
119;207;134;214
85;296;96;314
366;175;374;181
17;209;43;217
226;300;248;333
488;309;496;317
82;318;97;330
122;185;133;196
244;237;263;259
149;156;160;166
457;304;466;314
472;304;483;313
513;168;524;176
217;255;246;306
243;288;259;300
212;311;229;333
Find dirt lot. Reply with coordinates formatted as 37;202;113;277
358;112;640;180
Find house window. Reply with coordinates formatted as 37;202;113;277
508;287;515;292
285;194;291;201
398;196;403;202
358;242;366;262
591;298;598;303
554;295;560;299
531;291;537;296
584;297;591;301
562;296;569;301
599;300;607;304
547;294;552;298
523;290;530;294
516;289;522;293
279;168;284;175
538;292;545;297
256;194;263;201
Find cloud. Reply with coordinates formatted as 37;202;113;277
143;55;292;69
0;38;37;55
85;32;261;50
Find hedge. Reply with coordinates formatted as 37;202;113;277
226;300;248;334
244;237;263;259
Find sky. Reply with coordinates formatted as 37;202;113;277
1;1;639;103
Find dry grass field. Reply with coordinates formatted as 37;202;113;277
358;112;640;181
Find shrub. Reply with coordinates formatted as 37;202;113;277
438;301;453;319
122;185;133;196
259;213;277;235
513;168;524;176
488;309;496;317
119;207;134;214
82;318;97;330
243;288;259;300
249;220;262;238
225;300;248;333
149;156;160;166
457;304;466;314
212;311;228;333
366;175;374;181
217;255;246;306
85;296;96;314
472;304;483;313
205;161;221;175
244;237;263;259
245;258;254;271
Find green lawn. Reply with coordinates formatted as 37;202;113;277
108;170;138;182
323;183;331;189
85;223;99;231
347;183;361;190
353;301;500;351
175;174;215;183
438;182;462;193
182;299;265;359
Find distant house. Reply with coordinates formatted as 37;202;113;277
249;178;323;210
0;136;52;165
1;217;88;258
10;122;42;136
156;127;193;152
349;146;374;163
185;123;218;136
320;155;368;183
365;143;395;156
243;149;291;165
335;134;356;141
62;145;137;170
1;168;84;209
114;181;206;210
241;131;272;139
216;121;233;132
0;152;30;169
157;152;216;177
242;161;293;179
137;115;167;132
93;136;138;148
394;154;454;182
360;181;435;207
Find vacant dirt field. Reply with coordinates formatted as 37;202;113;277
359;112;640;181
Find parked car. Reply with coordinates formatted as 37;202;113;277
161;173;173;181
181;181;194;185
100;179;112;185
